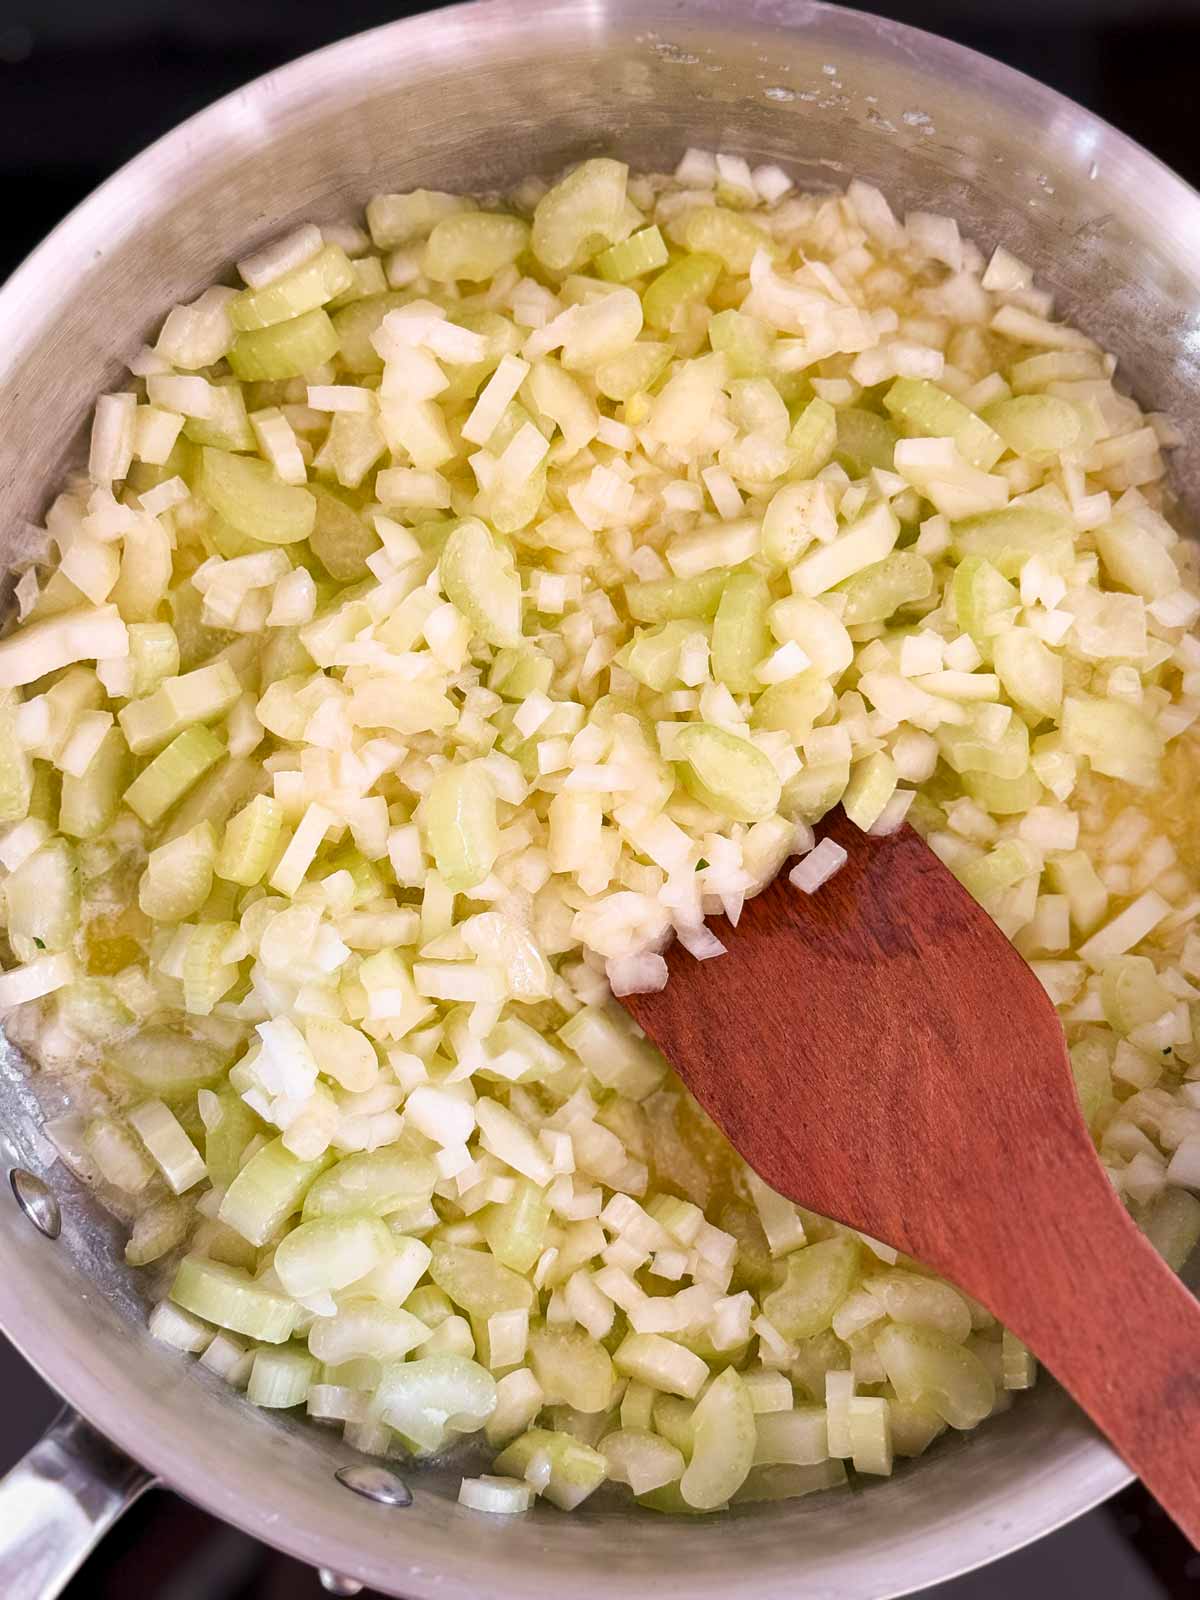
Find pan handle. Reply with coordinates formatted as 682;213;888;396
0;1406;155;1599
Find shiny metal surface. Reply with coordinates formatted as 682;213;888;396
9;1169;62;1241
0;1;1197;1595
0;1409;154;1600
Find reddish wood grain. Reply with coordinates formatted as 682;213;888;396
622;808;1200;1546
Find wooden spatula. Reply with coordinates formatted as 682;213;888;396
620;807;1200;1545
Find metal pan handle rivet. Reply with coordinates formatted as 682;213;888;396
8;1169;61;1240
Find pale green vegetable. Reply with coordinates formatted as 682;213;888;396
676;724;782;823
679;1368;756;1508
595;225;669;283
248;1347;316;1408
531;158;628;272
229;308;340;380
219;1138;332;1247
884;378;1005;470
494;1428;608;1510
230;244;355;331
423;212;529;281
171;1255;298;1343
123;725;224;825
275;1214;392;1299
423;764;500;892
199;448;316;544
875;1324;995;1430
374;1353;497;1452
439;519;522;648
762;1238;860;1341
711;573;771;694
528;1323;615;1413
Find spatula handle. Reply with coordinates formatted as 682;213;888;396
965;1143;1200;1548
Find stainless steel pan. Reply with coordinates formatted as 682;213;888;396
2;2;1197;1594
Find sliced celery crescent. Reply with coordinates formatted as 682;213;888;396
4;145;1199;1519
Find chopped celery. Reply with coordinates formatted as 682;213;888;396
875;1324;994;1430
980;394;1080;456
423;212;529;282
423;764;500;892
275;1214;392;1299
884;378;1005;471
493;1428;607;1510
834;410;898;476
679;1368;755;1508
558;1003;666;1099
230;243;355;332
594;340;674;402
302;1148;438;1218
198;448;316;544
0;693;32;823
711;573;771;694
171;1254;298;1343
676;723;782;823
683;206;770;273
138;822;216;920
183;921;240;1015
1061;695;1163;788
595;225;669;283
843;752;899;832
951;506;1074;578
123;725;224;825
108;1028;227;1099
952;556;1019;656
219;1137;333;1246
992;628;1063;720
643;253;721;332
229;308;340;381
836;552;932;626
708;309;774;379
483;1181;552;1275
762;1238;860;1340
786;397;838;478
216;794;284;885
248;1347;316;1408
203;1090;263;1188
531;158;628;272
619;620;703;692
625;569;728;624
119;661;242;755
439;519;522;647
429;1241;535;1317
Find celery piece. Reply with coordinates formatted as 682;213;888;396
708;308;774;379
884;378;1005;471
216;794;284;885
423;764;499;892
752;672;834;741
625;569;728;624
679;1368;756;1509
676;724;782;824
4;839;78;960
108;1028;227;1099
614;1333;708;1399
219;1136;333;1247
952;556;1019;656
790;502;900;597
596;225;669;283
275;1214;392;1299
367;190;476;248
493;1428;607;1511
1141;1188;1200;1273
423;212;529;282
992;628;1063;721
182;921;239;1016
786;397;838;479
951;506;1075;579
531;157;628;272
619;620;701;692
182;383;255;452
308;485;378;582
127;623;181;698
528;1323;615;1413
161;754;264;845
711;572;771;694
836;552;932;626
198;448;315;545
230;244;355;332
138;822;216;920
958;839;1040;903
937;709;1029;781
119;661;242;756
979;394;1080;457
302;1147;437;1220
59;725;131;839
429;1240;535;1317
123;725;224;826
642;253;721;332
439;519;522;647
483;1181;552;1275
594;340;674;403
762;1238;860;1340
331;291;411;374
203;1090;262;1188
558;1001;666;1100
843;751;899;832
0;693;32;824
835;409;898;476
171;1254;298;1343
1061;694;1163;789
57;980;135;1046
961;768;1044;816
374;1352;497;1453
683;206;770;273
229;308;340;381
488;646;554;701
875;1324;994;1430
248;1347;316;1409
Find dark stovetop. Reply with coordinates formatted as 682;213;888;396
2;1;1200;1594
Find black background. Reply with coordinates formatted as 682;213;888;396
2;1;1200;1594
